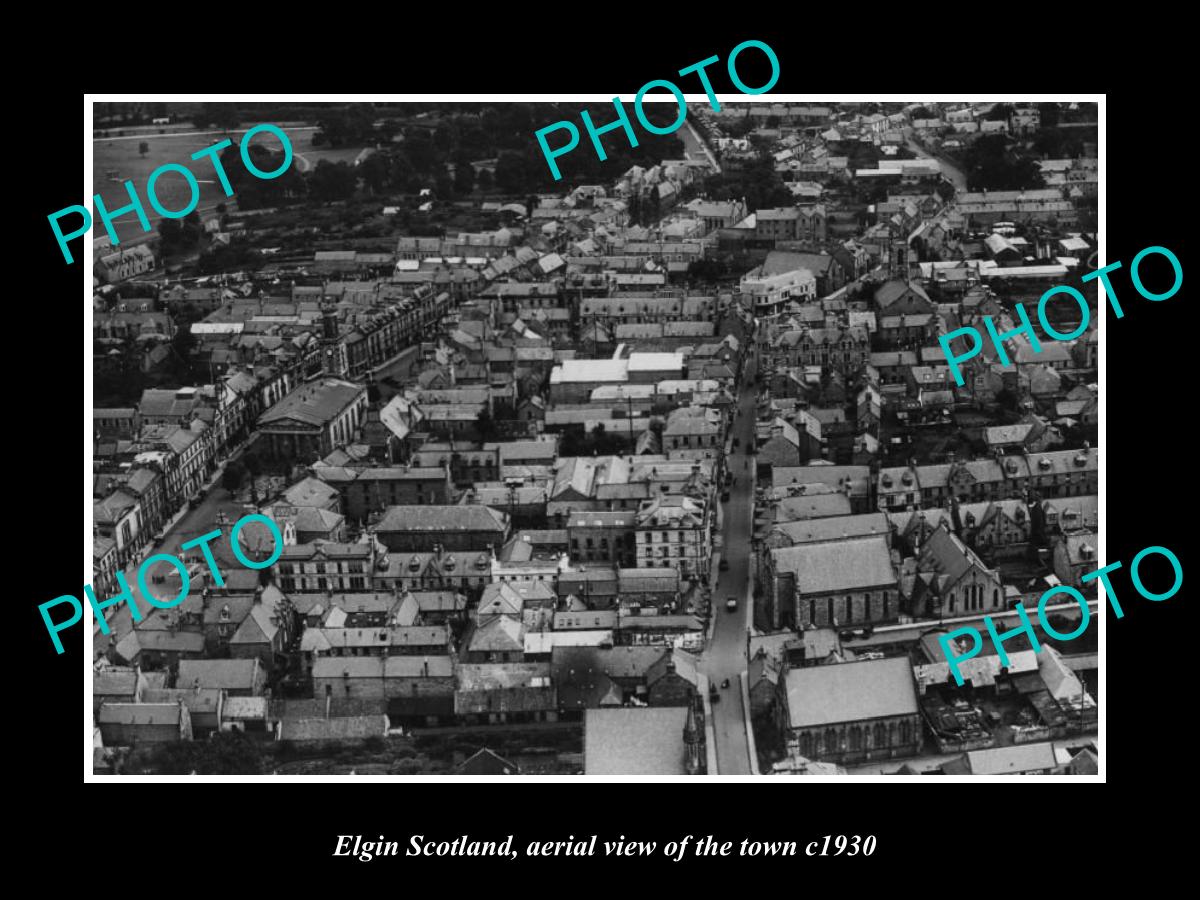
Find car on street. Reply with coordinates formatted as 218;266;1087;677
726;596;738;612
709;683;720;704
721;490;731;502
188;493;203;510
719;558;730;571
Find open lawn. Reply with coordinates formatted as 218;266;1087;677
91;126;369;247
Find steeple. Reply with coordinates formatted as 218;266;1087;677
683;700;702;775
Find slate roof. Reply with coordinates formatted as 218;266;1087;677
375;505;508;534
782;657;917;728
584;707;689;775
770;537;896;594
258;379;364;429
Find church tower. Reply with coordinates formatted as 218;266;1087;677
320;302;347;377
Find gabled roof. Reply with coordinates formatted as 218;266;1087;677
258;378;365;429
456;747;520;775
783;657;917;727
177;659;261;691
468;616;525;653
375;505;508;534
770;537;895;594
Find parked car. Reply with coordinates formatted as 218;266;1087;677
719;558;730;571
726;597;738;612
709;684;720;704
721;490;731;502
188;494;203;510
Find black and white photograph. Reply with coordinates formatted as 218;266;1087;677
77;94;1109;780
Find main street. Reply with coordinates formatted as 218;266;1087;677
91;469;251;662
680;116;721;173
701;335;759;774
902;126;967;192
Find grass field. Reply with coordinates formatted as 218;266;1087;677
91;126;367;247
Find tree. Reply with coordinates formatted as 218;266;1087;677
308;159;358;202
909;106;936;121
222;461;246;491
476;407;497;441
688;258;729;282
138;141;150;157
159;210;204;256
702;156;792;212
243;453;261;478
168;324;197;382
179;731;264;774
961;135;1045;192
201;102;240;133
219;142;302;209
359;152;390;194
404;130;438;173
316;104;375;148
453;158;475;195
987;103;1015;122
495;152;537;193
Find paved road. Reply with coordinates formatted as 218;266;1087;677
903;127;967;192
700;340;759;773
92;474;251;661
680;117;721;173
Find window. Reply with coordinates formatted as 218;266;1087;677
824;728;838;755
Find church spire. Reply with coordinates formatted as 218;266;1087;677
684;699;702;775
